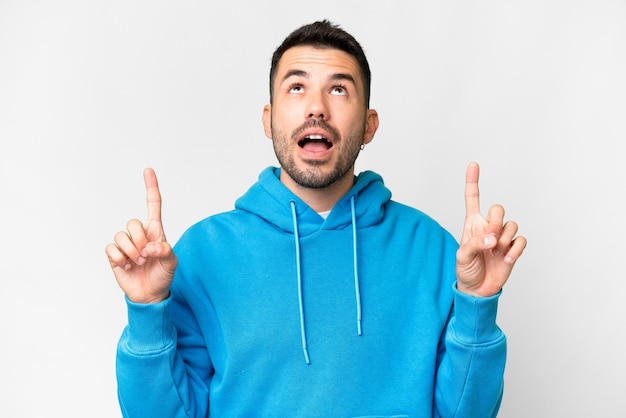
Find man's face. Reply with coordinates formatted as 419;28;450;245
263;46;378;190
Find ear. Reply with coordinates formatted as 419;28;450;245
262;104;272;139
362;109;379;145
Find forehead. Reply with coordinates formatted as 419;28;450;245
276;46;362;81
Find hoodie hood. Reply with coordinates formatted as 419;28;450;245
235;166;392;234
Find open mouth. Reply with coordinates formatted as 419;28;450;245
298;134;333;151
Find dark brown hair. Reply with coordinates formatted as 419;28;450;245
269;20;371;107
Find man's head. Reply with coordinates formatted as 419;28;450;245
263;20;379;202
269;20;371;108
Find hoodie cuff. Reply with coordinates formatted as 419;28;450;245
451;284;503;345
124;294;176;353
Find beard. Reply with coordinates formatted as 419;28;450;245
272;119;365;189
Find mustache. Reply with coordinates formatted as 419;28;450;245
291;119;340;142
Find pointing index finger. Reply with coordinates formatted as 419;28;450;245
144;167;162;223
464;162;481;216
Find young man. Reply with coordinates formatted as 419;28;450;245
106;20;526;417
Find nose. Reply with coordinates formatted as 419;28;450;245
306;90;328;120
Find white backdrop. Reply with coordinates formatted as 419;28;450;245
1;1;625;417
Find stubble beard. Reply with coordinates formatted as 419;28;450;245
272;121;365;189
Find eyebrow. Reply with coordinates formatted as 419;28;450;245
282;69;357;86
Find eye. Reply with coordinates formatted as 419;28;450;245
289;84;304;94
331;85;347;96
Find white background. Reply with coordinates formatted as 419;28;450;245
1;1;625;417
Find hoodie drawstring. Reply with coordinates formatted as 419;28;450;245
290;200;311;365
290;198;363;364
350;196;363;336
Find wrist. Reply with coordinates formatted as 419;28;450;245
456;281;502;298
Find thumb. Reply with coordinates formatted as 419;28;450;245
457;233;497;265
144;241;177;271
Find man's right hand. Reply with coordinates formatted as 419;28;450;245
105;168;178;304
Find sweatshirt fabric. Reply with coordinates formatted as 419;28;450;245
116;166;507;417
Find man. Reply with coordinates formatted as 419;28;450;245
106;20;526;417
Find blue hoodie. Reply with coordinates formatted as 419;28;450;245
116;167;506;417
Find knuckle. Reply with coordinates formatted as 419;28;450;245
105;243;119;256
114;231;129;242
126;218;143;230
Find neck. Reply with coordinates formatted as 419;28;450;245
280;169;354;213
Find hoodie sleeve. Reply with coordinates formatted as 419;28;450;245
434;285;506;418
115;294;211;418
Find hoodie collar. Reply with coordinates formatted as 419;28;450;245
235;166;392;235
